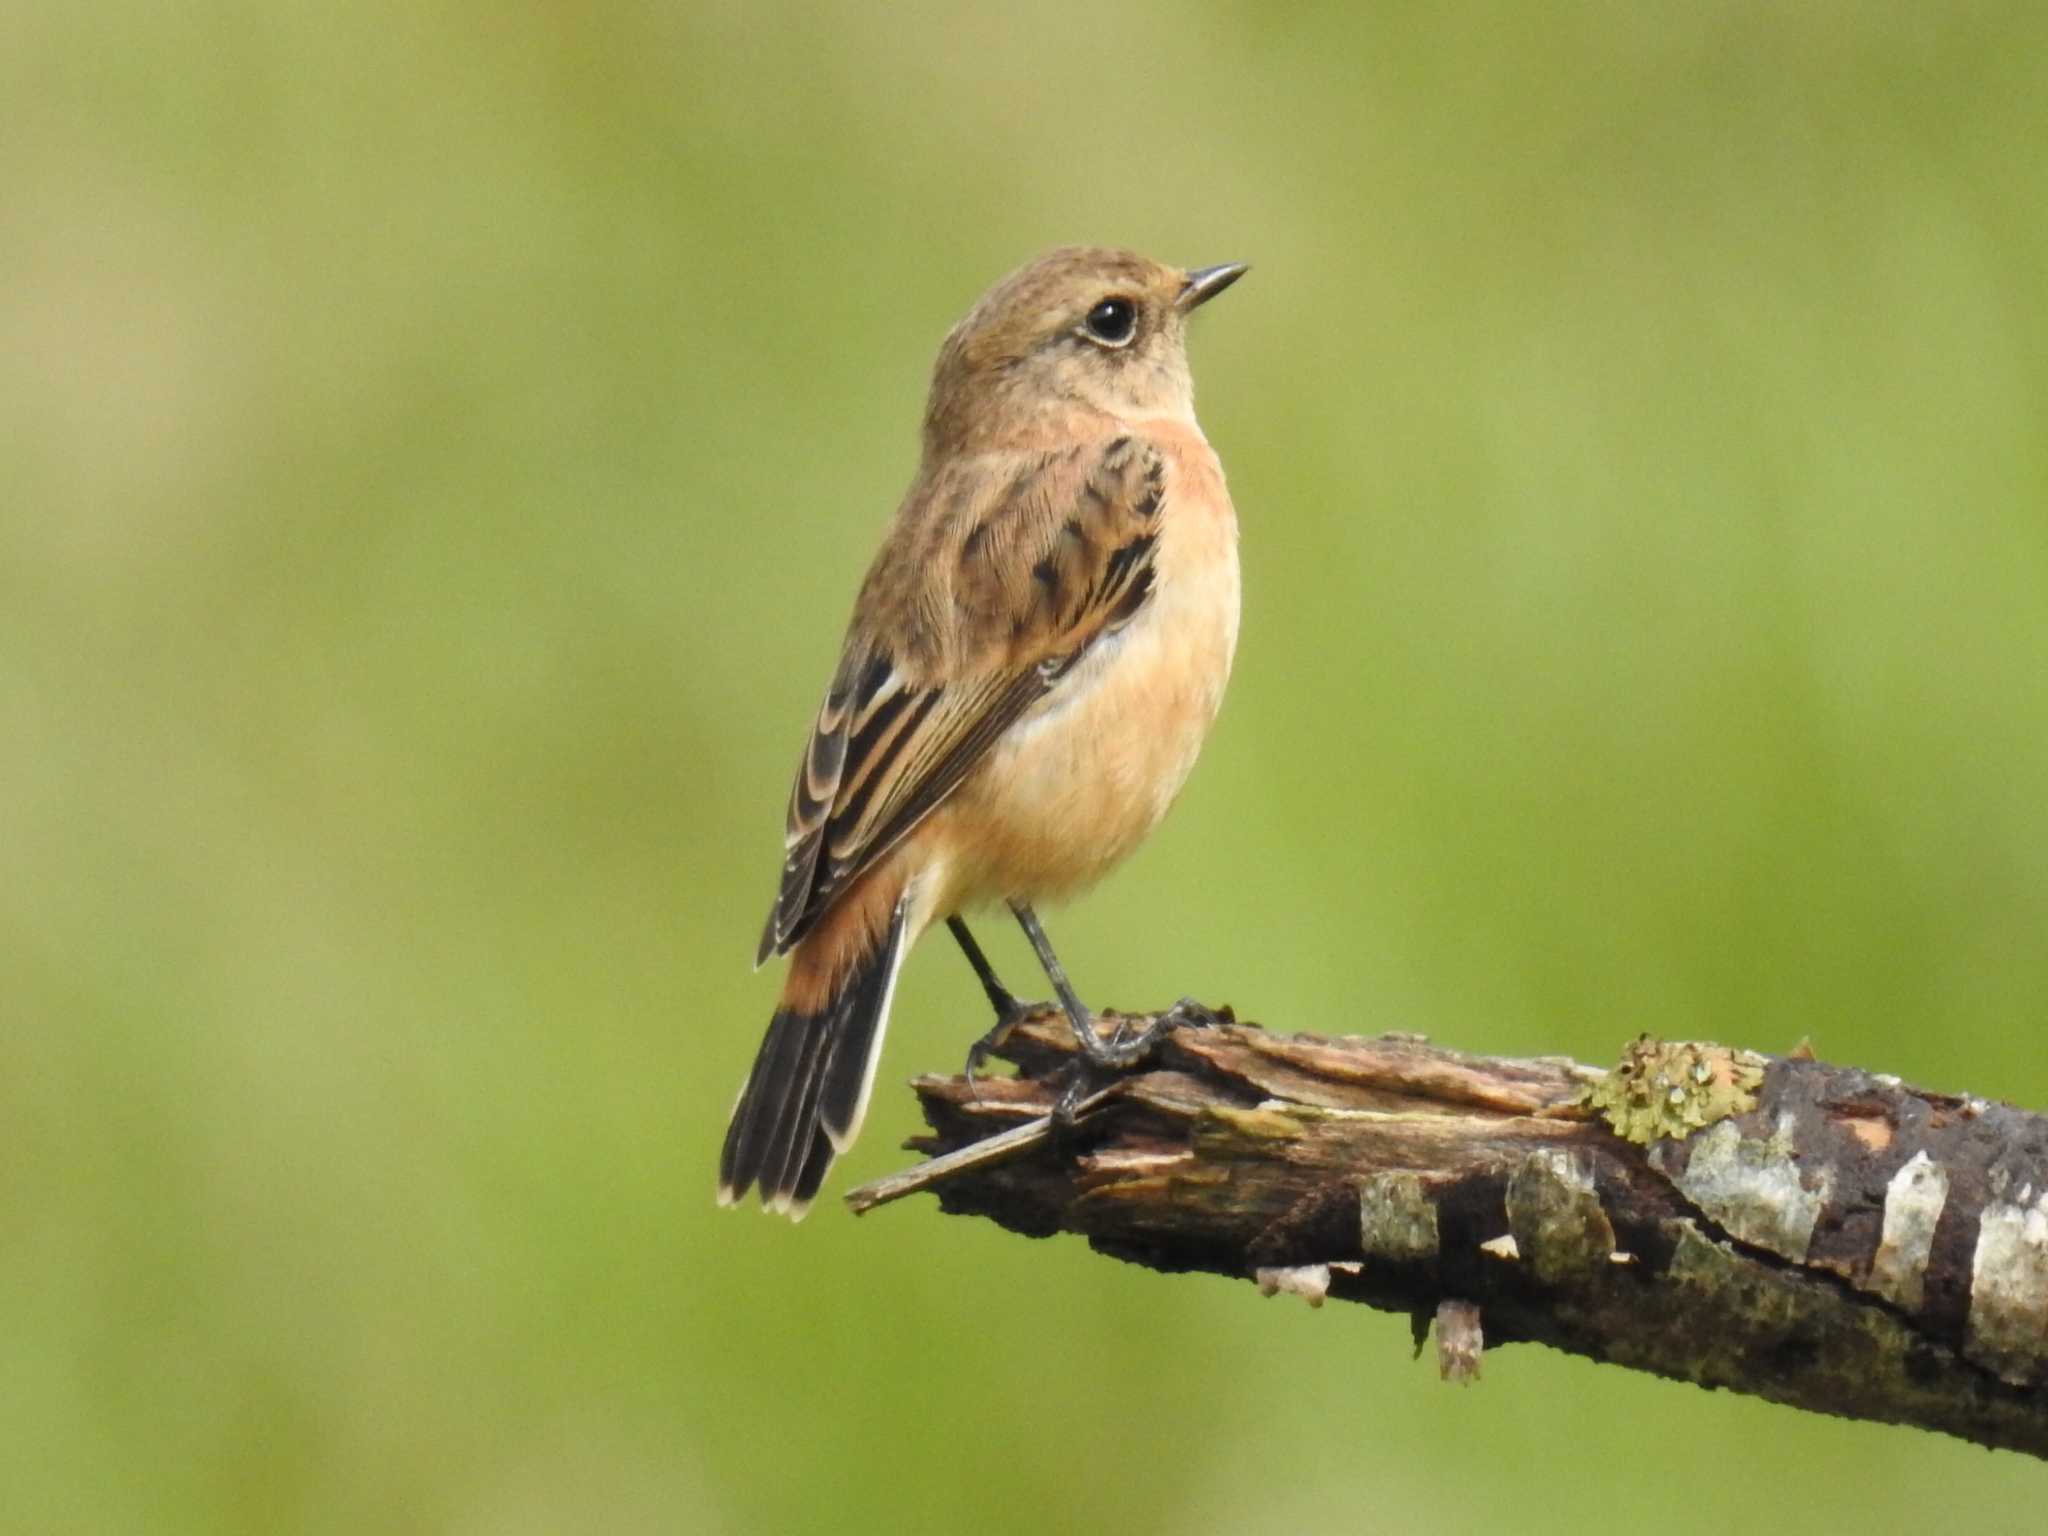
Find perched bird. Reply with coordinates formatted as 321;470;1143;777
718;246;1247;1217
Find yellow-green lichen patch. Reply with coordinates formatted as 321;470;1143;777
1580;1036;1766;1146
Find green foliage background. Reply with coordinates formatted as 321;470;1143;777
7;2;2047;1529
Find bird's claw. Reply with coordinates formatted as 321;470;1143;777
1050;1061;1096;1129
1042;1000;1229;1147
1085;997;1224;1064
1162;995;1225;1030
963;997;1054;1100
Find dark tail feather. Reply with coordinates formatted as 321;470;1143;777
718;896;909;1218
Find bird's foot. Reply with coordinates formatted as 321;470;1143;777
1089;996;1228;1061
1045;1001;1229;1136
1159;995;1227;1032
1074;1008;1165;1069
963;993;1054;1100
1048;1054;1114;1131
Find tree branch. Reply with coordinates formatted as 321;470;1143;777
847;1009;2048;1457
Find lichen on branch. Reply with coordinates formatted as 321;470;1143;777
849;1011;2048;1459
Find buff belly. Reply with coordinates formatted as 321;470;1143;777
922;469;1240;915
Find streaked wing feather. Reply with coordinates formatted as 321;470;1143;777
759;435;1165;958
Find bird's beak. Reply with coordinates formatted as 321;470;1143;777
1178;262;1249;312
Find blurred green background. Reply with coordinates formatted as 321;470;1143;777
7;1;2047;1529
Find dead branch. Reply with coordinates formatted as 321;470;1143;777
847;1009;2048;1457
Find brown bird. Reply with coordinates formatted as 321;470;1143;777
718;246;1247;1217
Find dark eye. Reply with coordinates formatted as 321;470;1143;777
1082;297;1137;346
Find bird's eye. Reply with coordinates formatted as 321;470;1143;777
1081;297;1138;347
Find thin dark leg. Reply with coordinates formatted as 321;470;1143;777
947;915;1022;1018
948;914;1049;1092
1007;900;1164;1071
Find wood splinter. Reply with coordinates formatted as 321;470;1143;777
1436;1299;1484;1383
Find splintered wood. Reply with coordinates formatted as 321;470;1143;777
850;1011;2048;1458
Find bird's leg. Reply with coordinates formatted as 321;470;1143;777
948;914;1029;1019
948;915;1049;1092
1007;900;1166;1070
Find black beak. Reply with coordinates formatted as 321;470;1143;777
1178;262;1249;311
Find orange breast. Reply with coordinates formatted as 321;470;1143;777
924;427;1240;910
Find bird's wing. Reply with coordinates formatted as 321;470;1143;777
756;433;1167;963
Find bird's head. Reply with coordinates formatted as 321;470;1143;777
923;246;1246;454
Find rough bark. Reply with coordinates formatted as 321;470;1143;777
847;1009;2048;1458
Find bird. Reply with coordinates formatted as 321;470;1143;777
718;246;1247;1218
